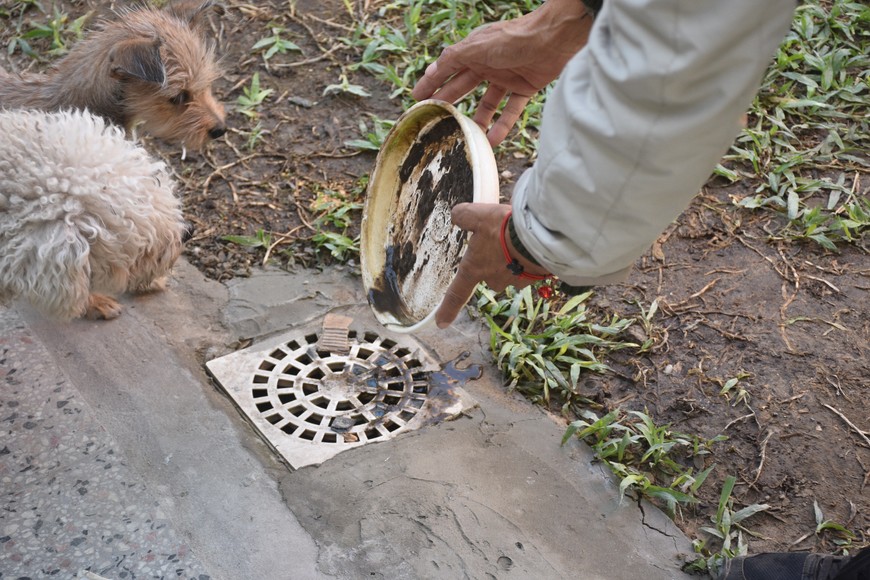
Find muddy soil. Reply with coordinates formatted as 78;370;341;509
2;0;868;563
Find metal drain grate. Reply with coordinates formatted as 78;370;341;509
206;316;476;468
251;330;429;444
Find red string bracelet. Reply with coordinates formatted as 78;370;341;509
499;211;551;282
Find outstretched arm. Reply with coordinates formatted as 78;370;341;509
433;0;798;328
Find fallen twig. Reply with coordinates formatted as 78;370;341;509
668;278;720;310
790;530;814;548
698;319;750;342
824;404;870;448
262;225;305;266
778;392;806;405
804;274;840;294
751;430;774;486
724;412;755;431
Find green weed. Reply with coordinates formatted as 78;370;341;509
687;475;770;575
724;0;869;249
477;286;638;411
345;114;396;151
237;72;274;118
628;297;661;353
244;122;267;151
252;26;301;63
311;231;359;261
813;500;856;549
323;73;372;98
562;408;725;518
718;372;753;407
309;187;363;261
222;228;272;250
7;6;89;57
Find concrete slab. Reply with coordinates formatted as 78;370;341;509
3;263;323;580
0;309;210;579
1;259;700;579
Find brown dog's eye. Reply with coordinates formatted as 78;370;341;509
169;90;191;106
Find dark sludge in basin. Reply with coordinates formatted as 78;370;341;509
367;115;474;327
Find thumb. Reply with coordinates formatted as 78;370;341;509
451;202;501;233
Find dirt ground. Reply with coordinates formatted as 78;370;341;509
3;0;868;564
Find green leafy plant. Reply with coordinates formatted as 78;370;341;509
222;228;272;249
719;372;752;407
687;475;771;575
9;7;89;57
813;500;856;549
562;408;724;518
309;188;363;261
237;72;274;118
478;286;639;410
722;0;870;250
311;231;359;261
629;297;660;353
323;73;372;98
252;26;301;63
344;114;396;151
244;122;267;151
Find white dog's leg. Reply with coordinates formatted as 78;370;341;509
12;223;93;320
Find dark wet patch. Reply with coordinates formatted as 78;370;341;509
421;351;481;425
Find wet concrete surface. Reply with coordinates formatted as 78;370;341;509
1;259;700;579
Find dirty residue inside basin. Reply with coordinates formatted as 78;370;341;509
367;115;474;327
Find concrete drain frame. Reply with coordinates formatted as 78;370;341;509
206;315;476;468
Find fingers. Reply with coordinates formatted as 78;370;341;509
414;66;483;106
434;69;486;105
411;53;530;148
435;256;481;328
466;85;532;147
486;92;531;147
472;84;508;133
411;61;448;101
411;56;471;102
435;203;490;328
412;19;489;100
436;203;517;329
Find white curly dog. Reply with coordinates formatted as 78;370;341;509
0;109;186;320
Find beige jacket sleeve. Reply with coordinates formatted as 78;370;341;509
510;0;797;286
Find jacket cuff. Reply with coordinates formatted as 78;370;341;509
507;214;543;267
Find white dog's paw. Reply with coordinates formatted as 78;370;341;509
85;293;124;320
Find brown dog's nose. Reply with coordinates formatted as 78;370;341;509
208;125;226;140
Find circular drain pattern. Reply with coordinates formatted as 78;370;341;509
250;331;431;444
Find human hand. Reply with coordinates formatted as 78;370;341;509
411;0;592;147
436;203;550;328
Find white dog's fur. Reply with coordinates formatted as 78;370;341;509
0;109;185;320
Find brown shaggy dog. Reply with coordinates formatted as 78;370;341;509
0;0;226;150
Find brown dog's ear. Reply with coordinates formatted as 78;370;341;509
109;37;165;84
164;0;224;32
